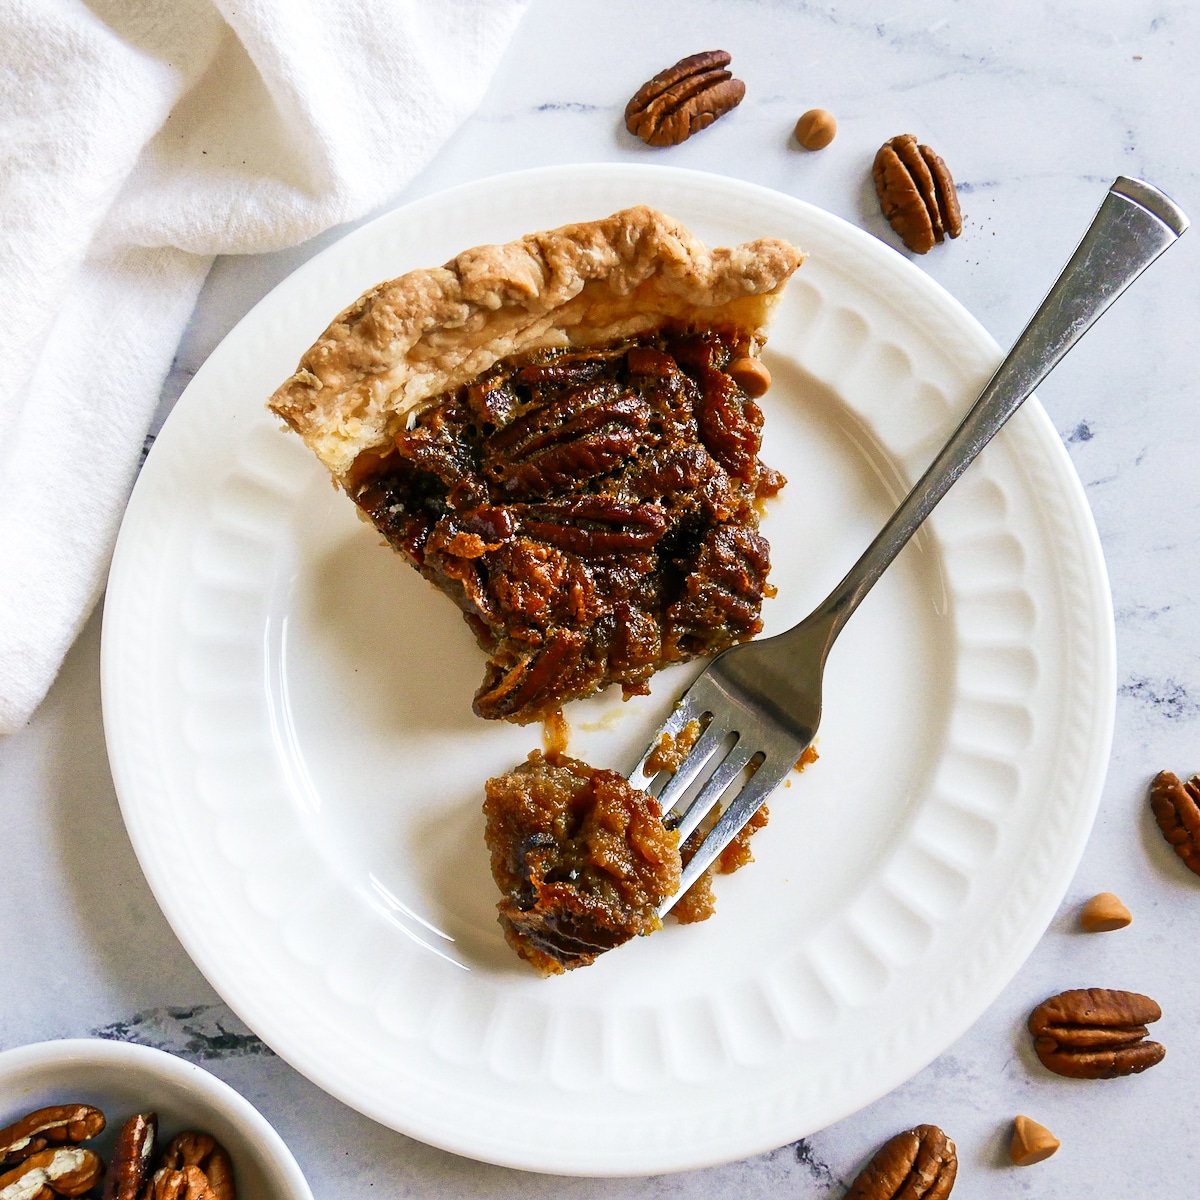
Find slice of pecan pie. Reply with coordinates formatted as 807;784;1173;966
269;207;803;723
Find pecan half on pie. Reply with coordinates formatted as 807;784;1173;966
269;207;803;723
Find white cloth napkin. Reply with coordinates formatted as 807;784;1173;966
0;0;529;735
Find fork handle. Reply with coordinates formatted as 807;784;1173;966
805;177;1187;653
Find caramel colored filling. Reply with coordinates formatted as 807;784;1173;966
352;326;784;724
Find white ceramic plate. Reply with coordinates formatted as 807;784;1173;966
102;165;1114;1176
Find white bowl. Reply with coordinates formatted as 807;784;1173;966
0;1040;312;1200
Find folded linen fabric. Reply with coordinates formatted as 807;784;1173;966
0;0;529;735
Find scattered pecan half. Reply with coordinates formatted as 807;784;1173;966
0;1105;105;1168
0;1146;104;1199
624;51;745;147
845;1124;957;1200
160;1134;235;1200
1149;769;1200;875
100;1113;156;1200
873;134;962;254
1029;988;1164;1078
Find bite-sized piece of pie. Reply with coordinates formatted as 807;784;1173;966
483;750;682;974
268;207;804;722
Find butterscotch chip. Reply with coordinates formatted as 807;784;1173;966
794;108;837;150
1010;1115;1060;1166
1079;892;1132;932
726;355;772;397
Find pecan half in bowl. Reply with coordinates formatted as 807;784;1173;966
268;207;804;724
0;1041;311;1200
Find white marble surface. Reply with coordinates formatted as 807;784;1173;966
3;1;1199;1196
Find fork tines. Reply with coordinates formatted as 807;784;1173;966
632;676;791;917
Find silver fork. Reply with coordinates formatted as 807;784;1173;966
632;176;1188;916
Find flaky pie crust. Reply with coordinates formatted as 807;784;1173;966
268;205;805;480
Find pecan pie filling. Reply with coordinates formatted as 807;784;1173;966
350;326;785;724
